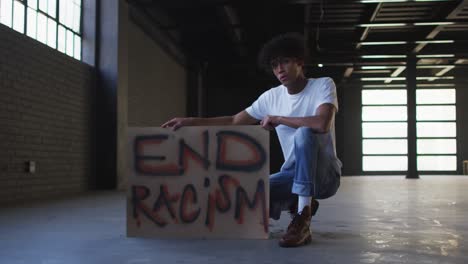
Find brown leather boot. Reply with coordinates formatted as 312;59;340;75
279;205;312;247
288;199;319;218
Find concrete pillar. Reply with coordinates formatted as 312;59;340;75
406;52;418;179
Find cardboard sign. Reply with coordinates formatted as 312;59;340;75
127;126;269;239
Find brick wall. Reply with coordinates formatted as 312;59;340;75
0;24;95;205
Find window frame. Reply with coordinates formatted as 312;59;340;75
0;0;83;60
361;88;409;174
416;87;458;172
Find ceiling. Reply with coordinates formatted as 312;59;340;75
127;0;468;87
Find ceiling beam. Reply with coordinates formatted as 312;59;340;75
357;2;383;49
356;21;468;27
304;4;312;59
312;52;468;58
218;5;245;56
159;20;468;31
359;39;463;45
130;0;457;8
385;66;406;83
222;6;242;42
414;0;468;52
435;65;455;76
361;76;455;81
279;0;452;3
447;0;468;19
306;61;468;67
227;39;467;48
343;67;354;78
391;66;406;77
413;26;445;52
350;2;382;80
358;0;452;3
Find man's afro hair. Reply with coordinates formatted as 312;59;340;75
257;32;306;71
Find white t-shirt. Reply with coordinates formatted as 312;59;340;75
245;77;342;173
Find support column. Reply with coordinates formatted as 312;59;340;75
197;62;208;117
95;0;119;188
406;52;418;179
82;0;98;189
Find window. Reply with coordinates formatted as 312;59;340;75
0;0;82;60
362;89;408;171
0;0;13;28
12;0;24;33
362;86;458;173
416;88;457;171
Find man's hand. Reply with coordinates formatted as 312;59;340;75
260;115;281;130
161;111;259;130
161;117;193;130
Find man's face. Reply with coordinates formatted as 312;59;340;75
270;57;303;86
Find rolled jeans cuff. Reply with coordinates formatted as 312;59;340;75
292;181;314;197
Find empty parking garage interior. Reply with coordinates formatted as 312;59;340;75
1;0;468;263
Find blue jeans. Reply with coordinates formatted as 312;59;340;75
269;127;341;220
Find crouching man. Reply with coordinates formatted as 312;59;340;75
162;33;342;247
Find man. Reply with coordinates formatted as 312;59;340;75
162;33;342;247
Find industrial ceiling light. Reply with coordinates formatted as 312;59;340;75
363;84;406;88
415;40;454;44
354;70;392;73
360;41;407;45
417;83;455;87
358;22;455;27
361;0;453;3
417;54;455;58
359;40;454;45
358;23;407;27
361;55;407;59
417;65;454;68
361;77;406;81
361;66;401;69
318;64;323;67
413;22;455;26
361;76;454;81
417;76;454;80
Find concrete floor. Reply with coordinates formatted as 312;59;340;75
1;176;467;264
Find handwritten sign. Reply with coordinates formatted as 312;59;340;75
127;126;269;239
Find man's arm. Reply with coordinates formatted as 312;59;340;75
260;103;336;133
161;110;259;130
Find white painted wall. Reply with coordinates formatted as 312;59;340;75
118;7;187;189
128;20;187;126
